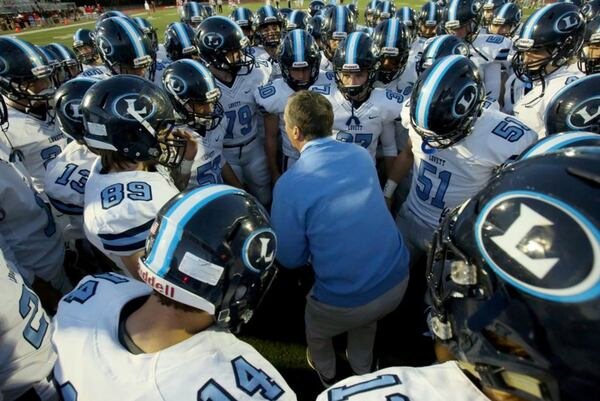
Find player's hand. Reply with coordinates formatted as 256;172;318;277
173;129;198;161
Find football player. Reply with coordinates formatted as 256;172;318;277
395;7;417;43
480;0;507;32
308;15;325;50
253;5;284;80
373;1;396;26
162;59;243;189
82;75;195;277
0;37;68;194
0;245;57;401
318;147;600;401
413;1;444;64
72;28;104;74
320;5;356;71
385;56;537;258
364;0;382;28
285;10;310;31
487;2;522;38
578;15;600;75
163;22;199;62
52;185;297;401
372;18;415;95
196;17;272;205
42;43;82;84
512;2;585;136
230;7;256;44
180;0;207;29
309;0;326;17
256;29;333;183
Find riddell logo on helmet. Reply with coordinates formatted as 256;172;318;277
139;268;176;298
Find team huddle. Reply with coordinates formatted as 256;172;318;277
0;0;599;399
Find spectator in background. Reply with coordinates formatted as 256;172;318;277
271;91;410;387
217;0;223;13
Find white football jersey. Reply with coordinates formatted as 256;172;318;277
1;105;68;193
0;158;65;285
409;36;428;66
216;62;270;147
255;72;334;159
405;108;537;229
251;47;278;81
320;51;333;71
83;159;178;271
0;247;57;401
52;274;297;401
317;362;490;401
319;84;403;160
513;65;583;137
44;141;98;240
469;34;512;103
78;64;111;79
374;65;417;97
187;125;227;189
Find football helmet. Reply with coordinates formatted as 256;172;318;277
254;6;284;48
308;15;325;48
72;28;98;65
133;17;159;53
513;3;585;84
364;0;382;28
489;2;522;38
196;16;254;76
346;3;358;19
230;7;256;43
480;0;507;28
81;75;185;168
279;8;293;22
279;29;321;91
443;0;482;43
374;1;396;25
308;0;326;17
181;1;207;29
286;10;310;31
544;74;600;135
416;34;470;75
582;0;600;21
96;10;130;28
427;147;600;401
164;22;198;61
42;43;82;83
332;32;380;99
140;184;278;332
417;1;443;38
516;132;600;161
410;55;484;149
95;16;156;80
372;18;411;84
162;59;224;132
578;15;600;75
395;7;417;42
0;37;57;113
54;77;98;143
322;5;356;61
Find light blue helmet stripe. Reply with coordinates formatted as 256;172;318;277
5;37;44;67
416;55;463;129
425;35;447;57
522;4;553;39
51;43;72;60
293;29;305;62
345;32;361;65
521;132;600;159
336;5;346;32
384;2;390;13
191;1;200;16
145;186;242;277
448;0;459;21
38;46;56;62
497;3;512;19
403;7;409;21
290;10;298;23
113;17;147;58
428;2;437;21
173;22;192;49
265;5;275;17
386;18;398;48
181;59;216;90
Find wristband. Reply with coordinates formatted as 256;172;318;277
383;179;398;199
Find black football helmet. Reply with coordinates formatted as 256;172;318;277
582;0;600;21
279;8;293;21
309;0;326;17
81;75;185;168
481;0;507;28
322;5;356;61
332;32;380;99
346;4;359;19
364;0;382;28
395;7;418;42
0;37;57;113
578;15;600;75
374;1;396;25
279;29;321;91
308;15;325;49
43;43;82;83
196;16;254;76
489;2;522;38
162;59;223;132
140;184;278;332
545;74;600;135
181;1;207;29
417;34;470;75
72;28;99;65
96;10;130;28
95;16;156;80
515;132;600;161
254;5;284;48
417;1;443;38
410;55;484;149
164;22;198;61
286;10;310;31
513;3;585;85
54;77;98;143
443;0;482;42
230;7;256;43
372;18;411;84
133;17;159;53
427;147;600;401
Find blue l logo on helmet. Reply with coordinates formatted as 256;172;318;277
567;96;600;130
203;32;225;49
242;228;277;273
554;11;582;33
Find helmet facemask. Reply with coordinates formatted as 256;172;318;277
378;48;408;84
258;21;282;48
155;125;187;169
578;35;600;75
73;42;99;65
335;66;377;101
183;95;225;132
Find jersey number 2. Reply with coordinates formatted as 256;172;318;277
19;285;49;349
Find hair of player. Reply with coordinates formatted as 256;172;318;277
94;148;157;173
285;90;333;140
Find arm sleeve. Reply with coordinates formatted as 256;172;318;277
380;121;398;157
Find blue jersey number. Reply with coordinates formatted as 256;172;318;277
415;160;452;209
196;155;223;187
310;84;331;95
19;285;49;349
491;117;530;142
258;84;276;99
197;379;236;401
40;145;62;169
33;192;56;237
224;105;253;139
55;163;89;194
101;182;152;209
64;273;128;304
327;374;407;401
336;132;373;149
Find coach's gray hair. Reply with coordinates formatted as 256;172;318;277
284;90;333;140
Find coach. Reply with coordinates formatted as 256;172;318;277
271;91;410;386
